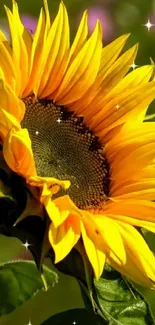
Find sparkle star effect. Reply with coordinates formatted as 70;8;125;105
22;240;32;250
144;19;155;31
130;62;138;70
27;320;32;325
72;322;77;325
57;118;61;123
115;104;120;110
35;130;39;135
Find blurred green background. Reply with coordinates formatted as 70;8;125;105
0;0;155;324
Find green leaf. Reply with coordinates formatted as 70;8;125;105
93;264;155;325
0;158;49;271
0;260;58;317
41;308;107;325
52;246;155;325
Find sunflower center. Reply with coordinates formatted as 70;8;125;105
22;96;109;209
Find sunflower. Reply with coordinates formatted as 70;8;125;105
0;0;155;288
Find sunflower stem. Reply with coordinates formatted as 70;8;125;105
40;272;48;291
75;242;95;310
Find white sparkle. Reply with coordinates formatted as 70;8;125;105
35;130;39;135
73;322;77;325
27;320;32;325
130;62;138;70
57;118;61;123
22;240;32;250
144;19;155;31
115;104;120;110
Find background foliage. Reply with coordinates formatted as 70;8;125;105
0;0;155;324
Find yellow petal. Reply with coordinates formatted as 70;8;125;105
98;65;154;114
94;81;155;136
0;80;25;121
54;21;102;104
104;213;155;234
105;121;155;157
78;44;137;119
69;10;88;60
5;2;31;96
49;214;81;263
12;0;32;77
28;175;70;191
96;44;138;96
3;128;36;176
67;34;131;114
43;0;50;32
94;215;126;265
31;0;52;96
39;2;70;98
99;33;130;78
111;180;155;200
109;64;154;96
104;199;155;225
110;143;155;182
107;252;155;289
24;7;47;96
81;222;106;279
44;198;69;228
5;6;21;85
0;42;16;89
115;222;155;288
83;211;126;267
46;195;81;228
44;195;75;228
0;108;20;139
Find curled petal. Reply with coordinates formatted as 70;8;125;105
3;128;36;176
0;108;20;139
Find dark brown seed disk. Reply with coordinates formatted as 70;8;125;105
22;96;109;209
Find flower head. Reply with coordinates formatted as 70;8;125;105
0;0;155;288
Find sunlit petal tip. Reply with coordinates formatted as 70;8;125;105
12;0;18;12
43;0;50;28
150;57;155;66
62;180;71;190
133;42;139;54
83;9;88;17
60;0;65;7
43;0;48;11
124;32;130;38
4;4;9;12
60;1;68;15
93;19;103;39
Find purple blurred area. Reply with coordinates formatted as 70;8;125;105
20;9;114;42
21;15;37;34
88;7;114;41
0;15;37;39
